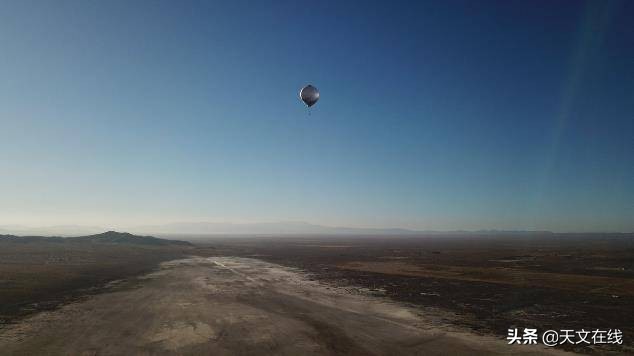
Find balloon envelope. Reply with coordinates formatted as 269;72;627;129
300;85;319;107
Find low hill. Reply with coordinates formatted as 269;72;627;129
0;231;192;246
68;231;192;246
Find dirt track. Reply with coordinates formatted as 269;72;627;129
0;257;572;355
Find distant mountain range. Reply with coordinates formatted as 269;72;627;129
9;222;629;237
130;221;556;236
132;221;421;235
0;222;562;236
0;231;192;246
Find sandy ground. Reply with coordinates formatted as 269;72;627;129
0;257;573;355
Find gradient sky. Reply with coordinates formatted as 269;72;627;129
1;0;632;232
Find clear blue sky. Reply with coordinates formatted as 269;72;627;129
1;0;632;232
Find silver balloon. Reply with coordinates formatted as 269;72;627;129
299;85;319;107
